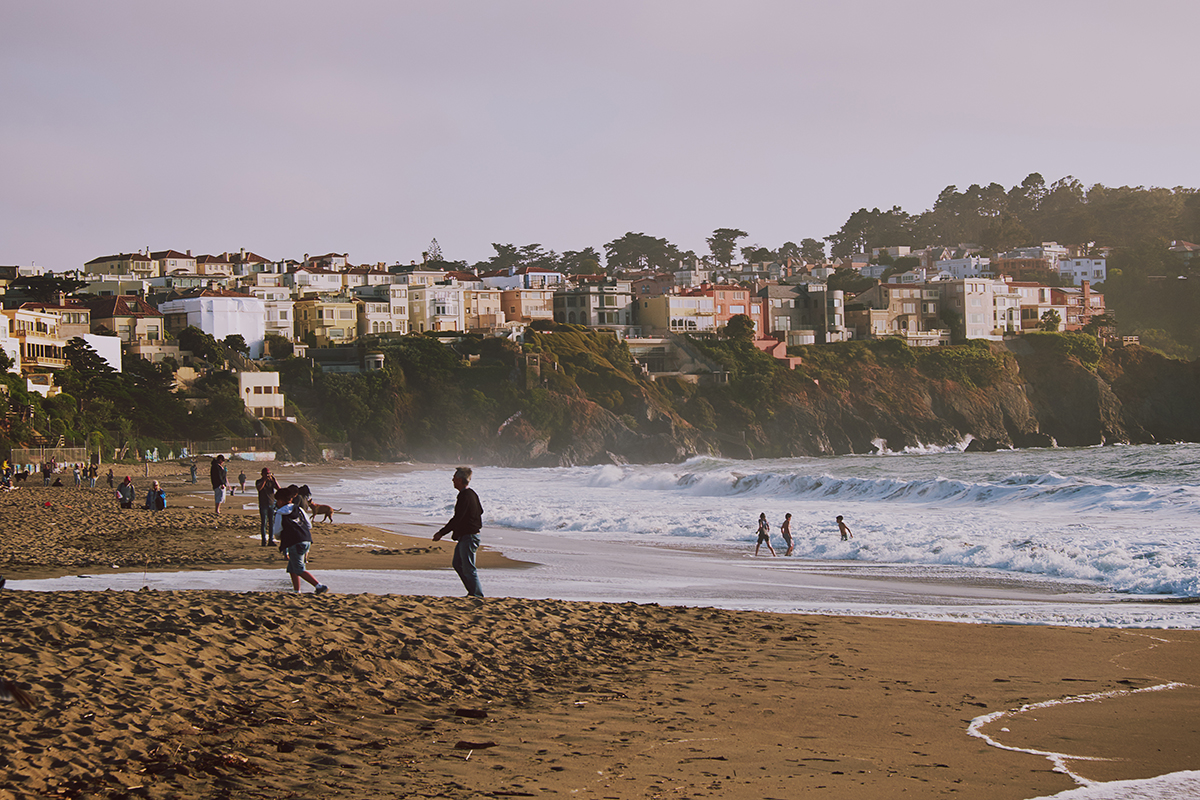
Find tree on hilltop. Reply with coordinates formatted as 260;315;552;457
604;232;680;272
707;228;748;268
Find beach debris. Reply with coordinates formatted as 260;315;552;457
454;740;497;750
0;679;37;709
454;708;488;718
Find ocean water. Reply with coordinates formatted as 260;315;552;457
333;443;1200;600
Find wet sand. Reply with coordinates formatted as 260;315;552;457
1;462;1199;799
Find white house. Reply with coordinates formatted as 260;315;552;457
288;265;344;294
157;289;267;358
242;274;295;342
408;282;466;332
935;256;992;280
1057;258;1106;285
479;266;566;291
938;278;1019;340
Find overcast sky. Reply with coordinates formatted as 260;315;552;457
3;1;1198;271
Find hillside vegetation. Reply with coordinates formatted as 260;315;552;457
5;328;1197;466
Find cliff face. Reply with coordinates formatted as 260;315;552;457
294;334;1199;467
494;343;1199;465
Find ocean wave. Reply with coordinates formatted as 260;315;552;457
583;463;1200;516
331;446;1200;599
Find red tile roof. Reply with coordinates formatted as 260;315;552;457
88;295;164;318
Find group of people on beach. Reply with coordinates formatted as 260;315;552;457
1;461;101;490
755;513;853;556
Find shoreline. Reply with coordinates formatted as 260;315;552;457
6;460;1192;629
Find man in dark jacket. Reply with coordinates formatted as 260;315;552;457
255;467;281;546
432;467;484;598
210;455;228;515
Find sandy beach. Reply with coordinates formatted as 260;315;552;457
2;462;1199;799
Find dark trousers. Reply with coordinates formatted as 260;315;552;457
259;500;276;544
452;534;483;597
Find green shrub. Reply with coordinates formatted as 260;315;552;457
916;346;1007;389
1023;331;1103;370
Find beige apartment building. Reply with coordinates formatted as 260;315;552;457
294;295;360;347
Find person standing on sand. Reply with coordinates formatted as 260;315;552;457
274;485;328;594
88;463;97;489
238;469;247;494
255;467;281;547
143;480;166;510
755;512;776;557
432;467;484;599
107;468;114;489
117;476;135;509
837;515;853;541
780;513;794;556
210;455;228;515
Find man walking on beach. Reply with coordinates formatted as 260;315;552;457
211;455;228;515
255;467;280;547
432;467;484;599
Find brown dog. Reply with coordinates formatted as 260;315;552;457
310;502;339;523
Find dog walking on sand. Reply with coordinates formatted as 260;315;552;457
310;502;341;523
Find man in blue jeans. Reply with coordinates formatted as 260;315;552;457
432;467;484;598
255;467;280;546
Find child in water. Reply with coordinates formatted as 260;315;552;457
755;512;776;556
837;515;853;541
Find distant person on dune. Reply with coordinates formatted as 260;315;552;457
838;515;853;541
432;467;485;599
755;512;776;557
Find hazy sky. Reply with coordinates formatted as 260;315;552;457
3;1;1198;271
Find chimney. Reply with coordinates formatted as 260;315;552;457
186;249;192;257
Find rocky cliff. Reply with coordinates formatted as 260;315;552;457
284;333;1200;466
485;340;1200;465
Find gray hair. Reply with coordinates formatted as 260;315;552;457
453;466;473;483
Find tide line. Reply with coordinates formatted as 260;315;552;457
967;682;1189;787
